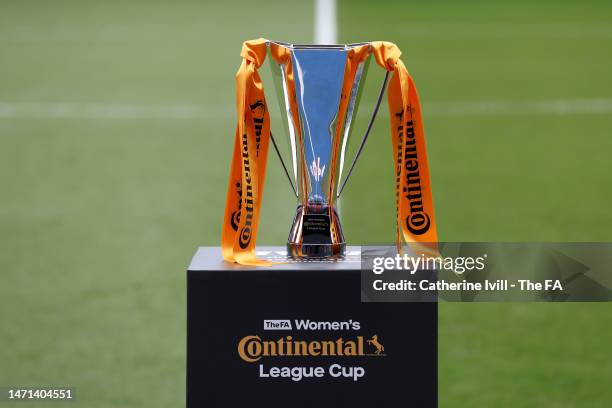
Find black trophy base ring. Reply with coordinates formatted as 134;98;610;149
286;204;346;259
287;242;346;258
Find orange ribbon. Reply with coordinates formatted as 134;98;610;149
221;39;437;265
371;41;438;254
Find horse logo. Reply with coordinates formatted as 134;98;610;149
367;335;385;355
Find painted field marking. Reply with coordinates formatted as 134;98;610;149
2;99;612;121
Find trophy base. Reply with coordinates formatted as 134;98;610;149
287;204;346;259
287;242;346;258
187;247;438;407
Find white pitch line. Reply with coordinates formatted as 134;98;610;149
1;98;612;121
314;0;337;44
425;98;612;117
0;102;223;120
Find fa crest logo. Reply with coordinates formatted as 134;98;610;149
263;319;293;330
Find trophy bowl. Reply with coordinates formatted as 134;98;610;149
267;41;388;258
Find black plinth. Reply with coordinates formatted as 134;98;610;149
187;247;437;408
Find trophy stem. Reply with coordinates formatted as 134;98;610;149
287;204;346;258
270;132;297;196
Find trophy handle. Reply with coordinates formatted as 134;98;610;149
336;71;390;198
270;132;298;196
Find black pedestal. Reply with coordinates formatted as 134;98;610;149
187;247;437;408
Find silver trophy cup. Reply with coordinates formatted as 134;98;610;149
267;41;388;258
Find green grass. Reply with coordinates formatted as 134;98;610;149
340;1;612;407
0;0;611;407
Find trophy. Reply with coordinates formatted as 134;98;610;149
222;39;437;264
267;42;388;258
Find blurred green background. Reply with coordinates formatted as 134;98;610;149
0;0;611;406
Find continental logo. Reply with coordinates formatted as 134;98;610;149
395;109;431;235
237;335;385;363
230;100;266;242
237;129;254;249
250;100;265;154
230;182;242;231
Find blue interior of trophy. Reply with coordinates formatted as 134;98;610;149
291;48;347;212
268;42;373;256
